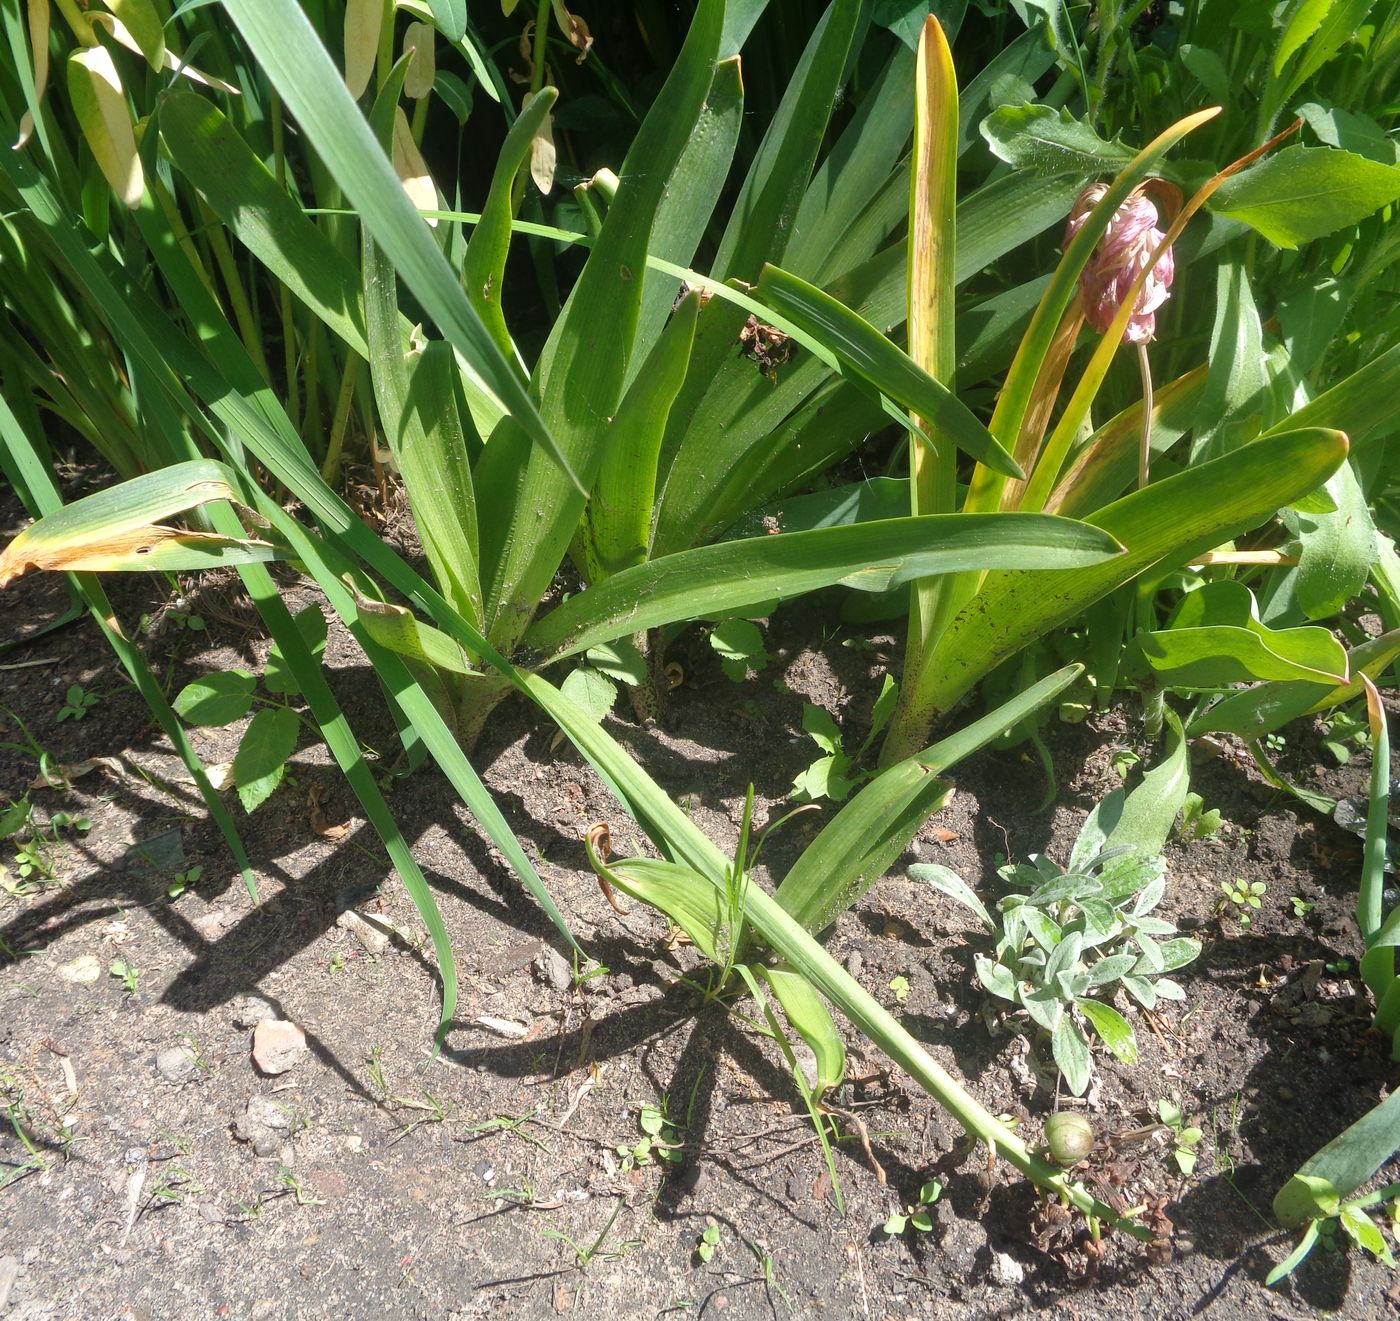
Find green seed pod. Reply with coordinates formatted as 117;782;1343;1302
1044;1111;1095;1166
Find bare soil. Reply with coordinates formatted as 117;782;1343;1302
1;503;1397;1320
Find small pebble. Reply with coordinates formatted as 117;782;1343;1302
232;995;278;1029
990;1251;1024;1287
155;1045;198;1085
57;955;102;984
533;947;572;992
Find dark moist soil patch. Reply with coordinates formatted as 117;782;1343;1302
0;547;1397;1319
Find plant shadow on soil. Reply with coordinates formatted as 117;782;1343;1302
0;516;1397;1317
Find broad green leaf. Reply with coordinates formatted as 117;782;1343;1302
559;665;617;724
349;591;476;676
67;47;142;207
976;954;1018;1000
1297;101;1398;163
106;0;164;69
1267;342;1400;451
583;292;700;579
1190;628;1400;738
1210;147;1400;249
1194;263;1265;460
755;264;1021;480
758;961;847;1093
364;236;482;627
220;0;576;490
710;619;770;680
895;429;1348;738
1297;460;1377;620
1078;999;1138;1065
173;671;256;727
1275;1172;1344;1229
160;93;368;357
1274;0;1333;74
426;0;465;42
234;707;300;813
979;104;1133;177
1339;1206;1395;1263
1140;581;1350;686
792;753;857;803
1052;1013;1092;1096
461;86;557;368
473;0;723;649
526;513;1123;661
1157;938;1202;973
585;640;647;686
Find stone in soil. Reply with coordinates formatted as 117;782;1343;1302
154;1044;198;1085
251;1019;308;1074
57;954;102;984
234;1094;295;1157
232;994;279;1029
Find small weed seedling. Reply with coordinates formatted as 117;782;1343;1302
1320;706;1370;766
1179;792;1222;841
542;1197;639;1269
791;677;898;803
109;959;139;995
883;1179;943;1237
56;683;100;722
696;1221;722;1262
1157;1097;1204;1176
166;864;204;900
888;975;911;1004
171;604;327;814
709;619;771;681
1288;896;1316;921
1269;1192;1400;1286
618;1103;683;1171
1220;879;1267;927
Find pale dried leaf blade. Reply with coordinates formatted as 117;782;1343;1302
403;22;436;99
13;0;49;150
344;0;382;99
524;91;556;195
94;14;241;94
551;0;594;62
392;107;438;226
67;47;144;208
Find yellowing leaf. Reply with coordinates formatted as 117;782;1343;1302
523;89;555;195
403;21;436;99
91;13;240;93
14;0;50;150
106;0;165;70
66;46;143;208
344;0;382;99
392;107;438;226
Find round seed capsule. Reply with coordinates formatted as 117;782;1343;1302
1044;1111;1095;1166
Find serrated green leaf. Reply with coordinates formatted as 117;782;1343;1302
559;666;617;724
979;104;1134;177
585;640;648;686
234;707;300;813
1210;146;1400;249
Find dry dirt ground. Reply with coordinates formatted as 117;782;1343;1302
0;549;1397;1320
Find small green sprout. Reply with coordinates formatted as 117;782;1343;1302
109;959;139;994
56;684;100;722
1157;1097;1204;1176
888;975;911;1004
1220;879;1267;926
696;1222;722;1262
1179;792;1222;841
167;864;204;900
1288;895;1316;920
883;1179;943;1236
618;1103;683;1171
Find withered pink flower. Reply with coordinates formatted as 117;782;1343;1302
1064;183;1175;344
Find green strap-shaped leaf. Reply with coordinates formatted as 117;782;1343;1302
882;428;1348;760
364;233;483;628
461;86;556;368
754;263;1022;480
1274;1088;1400;1227
472;0;724;651
219;0;577;491
525;514;1123;662
160;92;369;357
778;664;1085;935
582;292;700;579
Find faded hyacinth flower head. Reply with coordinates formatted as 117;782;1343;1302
1064;182;1177;344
